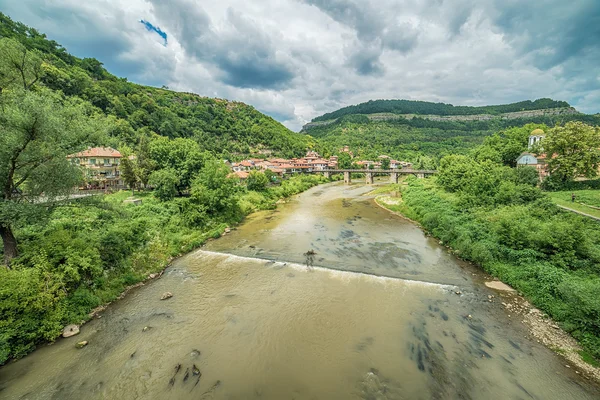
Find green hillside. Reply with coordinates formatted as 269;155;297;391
0;12;311;159
308;103;600;164
312;98;572;122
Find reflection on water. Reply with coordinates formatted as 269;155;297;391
1;182;599;399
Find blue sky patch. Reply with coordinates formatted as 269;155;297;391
140;19;167;45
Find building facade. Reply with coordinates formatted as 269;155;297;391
67;147;124;189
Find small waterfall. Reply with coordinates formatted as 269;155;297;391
194;250;458;291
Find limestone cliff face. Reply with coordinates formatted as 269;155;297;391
301;107;580;131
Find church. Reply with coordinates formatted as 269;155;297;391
516;128;550;179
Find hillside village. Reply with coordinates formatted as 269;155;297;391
230;148;413;180
67;146;414;188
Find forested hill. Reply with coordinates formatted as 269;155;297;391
0;13;311;158
311;98;574;122
307;99;599;165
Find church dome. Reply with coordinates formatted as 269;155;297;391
531;128;545;135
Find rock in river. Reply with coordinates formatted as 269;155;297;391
76;341;88;349
62;324;80;338
161;292;173;300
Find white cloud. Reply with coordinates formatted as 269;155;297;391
1;0;598;131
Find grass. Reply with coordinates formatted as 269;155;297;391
579;350;600;368
550;190;600;207
549;191;600;219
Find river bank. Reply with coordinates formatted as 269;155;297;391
0;175;327;365
2;181;599;399
374;187;600;382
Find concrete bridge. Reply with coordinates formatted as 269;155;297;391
318;169;437;184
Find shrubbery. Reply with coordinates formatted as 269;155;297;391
0;172;325;364
396;176;600;361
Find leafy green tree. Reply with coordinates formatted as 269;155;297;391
539;122;600;182
246;171;269;191
515;166;540;187
119;146;139;195
263;169;277;183
135;134;156;187
0;38;43;92
149;168;179;201
0;89;106;265
148;136;205;192
381;157;391;170
337;152;352;169
184;159;241;226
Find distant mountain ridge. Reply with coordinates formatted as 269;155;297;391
303;105;580;131
310;98;574;124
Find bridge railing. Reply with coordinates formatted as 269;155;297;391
322;169;436;174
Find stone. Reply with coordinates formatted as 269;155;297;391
143;326;151;332
161;292;173;300
123;198;142;206
62;324;80;338
149;273;157;279
224;228;231;233
484;280;516;292
76;341;88;349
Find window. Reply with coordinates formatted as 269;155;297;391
90;159;96;165
104;158;111;166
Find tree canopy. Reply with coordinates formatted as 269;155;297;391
539;122;600;182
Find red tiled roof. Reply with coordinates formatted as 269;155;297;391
68;147;121;158
233;171;249;179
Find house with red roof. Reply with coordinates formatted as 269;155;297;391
67;147;124;189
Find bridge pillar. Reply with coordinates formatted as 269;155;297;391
417;173;425;179
324;171;331;179
390;172;399;184
344;171;351;184
366;172;374;184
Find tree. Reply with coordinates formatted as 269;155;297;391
148;136;205;192
148;168;179;201
263;169;277;183
246;170;269;191
135;133;156;187
0;38;43;93
0;89;106;266
188;159;241;220
540;122;600;182
119;145;139;195
381;157;391;170
337;152;352;169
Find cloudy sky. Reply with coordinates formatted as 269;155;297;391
1;0;599;130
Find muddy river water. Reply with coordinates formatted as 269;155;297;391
1;182;599;399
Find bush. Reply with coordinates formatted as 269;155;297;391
149;168;179;201
400;178;600;360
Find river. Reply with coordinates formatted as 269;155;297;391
1;182;599;399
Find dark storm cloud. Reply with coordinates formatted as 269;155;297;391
300;0;419;75
150;1;295;89
0;0;174;85
1;0;599;128
346;43;385;76
490;0;600;70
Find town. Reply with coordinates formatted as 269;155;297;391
66;146;414;189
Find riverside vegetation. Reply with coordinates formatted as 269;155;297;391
0;164;326;363
378;122;600;364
